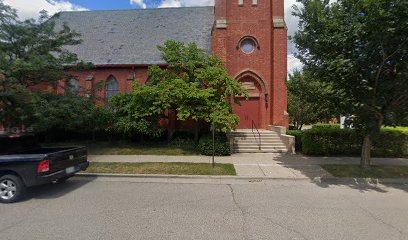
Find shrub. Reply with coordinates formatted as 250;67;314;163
198;134;231;156
287;130;303;152
311;124;341;129
372;128;408;157
299;127;408;157
168;138;195;147
172;131;195;140
301;128;360;156
288;125;298;130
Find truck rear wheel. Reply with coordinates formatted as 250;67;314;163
0;175;26;203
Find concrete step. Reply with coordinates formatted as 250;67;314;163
228;133;279;137
233;139;283;143
234;149;287;153
234;136;280;141
229;129;288;153
234;142;285;147
229;129;278;132
233;146;286;150
234;145;286;149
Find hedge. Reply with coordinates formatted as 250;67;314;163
311;124;341;129
302;128;359;156
287;130;303;152
198;134;231;156
372;128;408;157
298;127;408;157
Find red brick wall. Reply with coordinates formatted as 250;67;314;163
212;0;288;128
271;28;289;127
59;67;150;105
58;67;199;131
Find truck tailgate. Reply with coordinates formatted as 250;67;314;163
45;147;88;174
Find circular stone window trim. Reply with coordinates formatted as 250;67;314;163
237;36;260;55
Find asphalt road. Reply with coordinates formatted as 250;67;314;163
1;177;408;240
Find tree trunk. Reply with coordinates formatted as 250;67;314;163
167;129;175;142
360;134;371;169
194;120;199;144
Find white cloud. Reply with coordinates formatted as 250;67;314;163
288;54;303;74
285;0;303;71
158;0;214;8
130;0;147;9
4;0;88;19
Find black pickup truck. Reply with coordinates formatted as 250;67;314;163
0;134;89;203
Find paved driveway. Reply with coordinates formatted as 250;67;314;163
1;177;407;240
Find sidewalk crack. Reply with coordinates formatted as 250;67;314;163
257;164;267;176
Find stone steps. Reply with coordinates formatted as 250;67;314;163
233;137;282;143
233;149;288;153
232;142;286;147
228;129;288;154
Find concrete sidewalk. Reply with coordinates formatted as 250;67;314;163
88;154;408;179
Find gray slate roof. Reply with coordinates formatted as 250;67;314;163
54;7;214;65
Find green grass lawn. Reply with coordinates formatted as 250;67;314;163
84;162;236;175
321;164;408;178
44;141;200;155
382;126;408;133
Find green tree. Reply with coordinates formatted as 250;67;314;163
111;40;247;141
109;85;166;139
288;70;344;130
0;1;87;128
293;0;408;168
31;92;114;140
31;92;93;133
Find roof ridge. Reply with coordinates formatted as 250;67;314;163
59;6;214;14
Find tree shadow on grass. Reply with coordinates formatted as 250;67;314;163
271;154;408;193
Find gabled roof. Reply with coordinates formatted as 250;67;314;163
54;7;214;65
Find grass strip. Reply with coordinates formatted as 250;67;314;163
84;162;236;176
321;164;408;178
45;141;200;155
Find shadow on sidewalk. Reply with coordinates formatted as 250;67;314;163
272;154;408;193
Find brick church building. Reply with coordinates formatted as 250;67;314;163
55;0;288;131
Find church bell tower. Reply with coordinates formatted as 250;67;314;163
212;0;288;129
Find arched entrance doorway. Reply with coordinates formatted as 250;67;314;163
233;71;266;129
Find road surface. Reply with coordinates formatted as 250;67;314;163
1;177;407;240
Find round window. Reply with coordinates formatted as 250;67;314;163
240;38;256;54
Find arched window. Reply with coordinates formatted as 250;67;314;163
67;79;79;95
106;76;119;99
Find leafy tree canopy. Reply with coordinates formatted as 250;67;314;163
293;0;408;167
288;70;344;130
111;40;247;138
0;1;89;127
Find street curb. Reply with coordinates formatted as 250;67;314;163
76;173;309;181
76;173;408;184
314;177;408;185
